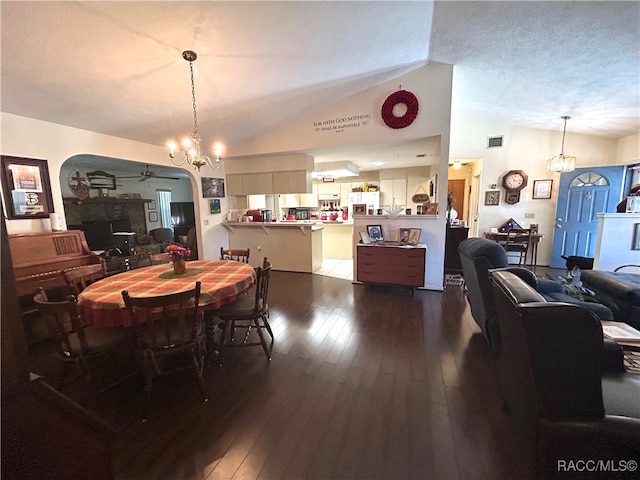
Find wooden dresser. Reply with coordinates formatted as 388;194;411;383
356;244;426;296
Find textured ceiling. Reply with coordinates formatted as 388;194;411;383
1;1;638;174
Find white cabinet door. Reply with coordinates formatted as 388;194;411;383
393;178;407;206
299;193;318;207
380;179;407;206
340;183;352;205
279;194;299;208
248;195;267;209
380;180;393;205
317;183;340;196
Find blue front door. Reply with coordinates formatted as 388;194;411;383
550;166;624;268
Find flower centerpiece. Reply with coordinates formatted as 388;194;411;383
166;244;191;274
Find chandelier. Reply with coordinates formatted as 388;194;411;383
168;50;223;170
546;115;576;173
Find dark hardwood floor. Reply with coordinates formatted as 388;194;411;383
28;271;540;480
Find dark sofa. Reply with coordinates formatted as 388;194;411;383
490;270;640;479
581;269;640;330
458;237;613;352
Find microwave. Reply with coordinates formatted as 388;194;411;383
295;209;310;220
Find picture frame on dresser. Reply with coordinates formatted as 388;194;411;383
1;155;55;220
408;228;422;246
366;224;384;243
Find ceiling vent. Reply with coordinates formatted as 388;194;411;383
487;136;504;148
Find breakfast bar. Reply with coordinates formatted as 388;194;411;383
223;221;323;273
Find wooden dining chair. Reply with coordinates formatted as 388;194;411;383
220;247;250;263
33;287;134;393
503;228;531;266
121;281;208;420
148;252;171;265
216;258;273;363
62;263;105;296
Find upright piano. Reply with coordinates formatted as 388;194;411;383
8;230;102;298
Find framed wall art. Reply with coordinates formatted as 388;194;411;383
210;199;221;214
202;177;225;198
148;211;158;222
485;191;500;206
532;179;553;199
148;200;157;210
1;155;55;220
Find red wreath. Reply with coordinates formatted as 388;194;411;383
381;90;419;129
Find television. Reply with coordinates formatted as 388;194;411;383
82;221;115;251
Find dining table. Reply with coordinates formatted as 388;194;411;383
77;260;256;328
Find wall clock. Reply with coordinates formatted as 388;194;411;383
501;169;528;205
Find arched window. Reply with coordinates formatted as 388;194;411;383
569;172;609;187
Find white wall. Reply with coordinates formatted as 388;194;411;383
593;213;640;271
616;132;640;164
228;63;454;286
449;115;630;265
0;113;230;260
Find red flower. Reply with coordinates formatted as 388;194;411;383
165;244;191;259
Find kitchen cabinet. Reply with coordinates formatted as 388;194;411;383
279;194;299;208
244;173;273;194
317;182;341;196
340;183;352;206
380;179;407;207
226;174;245;195
272;170;311;193
226;173;273;195
356;244;425;296
280;193;317;208
248;195;267;209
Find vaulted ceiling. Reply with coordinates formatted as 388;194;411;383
2;1;638;173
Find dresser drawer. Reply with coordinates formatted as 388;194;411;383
356;245;426;288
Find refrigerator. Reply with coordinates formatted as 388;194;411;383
348;192;380;219
170;202;195;242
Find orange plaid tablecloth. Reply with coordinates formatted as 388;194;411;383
77;260;256;328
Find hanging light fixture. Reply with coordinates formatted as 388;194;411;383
168;50;223;170
546;115;576;173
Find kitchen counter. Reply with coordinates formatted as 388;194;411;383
225;221;322;228
321;222;354;259
223;221;323;273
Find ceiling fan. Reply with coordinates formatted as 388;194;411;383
117;165;180;182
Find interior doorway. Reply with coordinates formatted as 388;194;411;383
447;179;466;221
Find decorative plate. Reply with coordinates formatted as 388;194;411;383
67;169;91;200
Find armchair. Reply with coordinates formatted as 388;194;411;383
490;270;640;479
458;237;613;353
